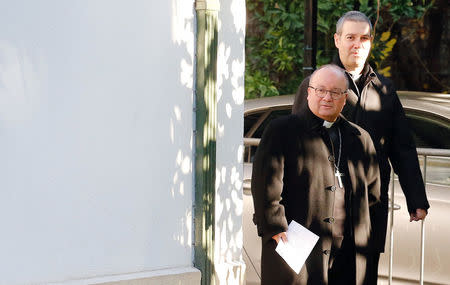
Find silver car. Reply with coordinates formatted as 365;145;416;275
243;91;450;285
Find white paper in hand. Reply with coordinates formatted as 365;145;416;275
275;220;319;274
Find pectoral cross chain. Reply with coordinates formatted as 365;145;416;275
335;168;344;188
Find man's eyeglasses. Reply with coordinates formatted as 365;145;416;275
308;86;347;100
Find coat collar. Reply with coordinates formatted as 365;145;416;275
298;104;347;132
296;104;361;137
332;56;376;83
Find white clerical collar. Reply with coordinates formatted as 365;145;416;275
323;120;334;128
350;72;362;81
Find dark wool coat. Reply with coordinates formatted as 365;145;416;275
292;60;430;252
251;108;381;285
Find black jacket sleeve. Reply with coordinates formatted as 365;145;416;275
387;90;430;213
251;119;288;242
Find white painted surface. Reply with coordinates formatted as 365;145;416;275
50;267;201;285
0;1;196;284
215;0;246;284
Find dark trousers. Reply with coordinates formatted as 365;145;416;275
329;248;380;285
365;252;380;285
328;238;356;285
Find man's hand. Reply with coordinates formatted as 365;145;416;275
272;232;288;244
410;208;427;222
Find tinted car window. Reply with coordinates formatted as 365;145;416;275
244;112;262;136
244;108;291;163
406;112;450;149
251;109;291;138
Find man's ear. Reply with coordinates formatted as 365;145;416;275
306;87;312;101
334;33;340;48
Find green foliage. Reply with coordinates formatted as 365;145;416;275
245;68;279;98
245;0;432;99
245;1;305;98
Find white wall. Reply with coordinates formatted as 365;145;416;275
215;0;246;284
0;1;196;284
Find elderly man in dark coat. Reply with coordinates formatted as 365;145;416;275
292;11;430;284
251;64;381;284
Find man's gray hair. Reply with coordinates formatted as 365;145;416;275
336;11;373;35
310;64;349;90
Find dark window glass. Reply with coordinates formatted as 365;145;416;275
244;113;262;136
244;108;291;162
251;109;291;138
406;112;450;149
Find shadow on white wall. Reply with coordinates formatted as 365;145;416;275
215;0;246;284
170;0;195;253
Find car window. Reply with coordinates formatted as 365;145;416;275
244;108;291;163
406;111;450;149
244;112;262;137
251;109;292;138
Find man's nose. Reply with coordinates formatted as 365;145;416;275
322;92;333;101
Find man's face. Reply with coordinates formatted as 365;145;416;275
307;68;348;122
334;20;372;71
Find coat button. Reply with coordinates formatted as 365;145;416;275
328;155;334;162
325;186;335;192
323;217;335;224
323;249;331;255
